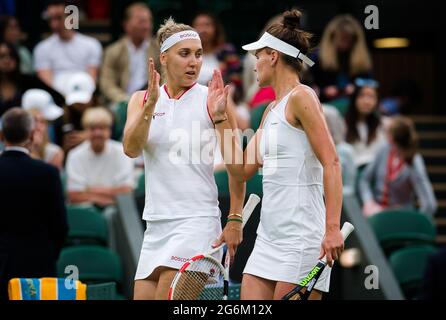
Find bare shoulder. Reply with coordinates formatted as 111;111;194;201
128;90;147;108
289;84;322;113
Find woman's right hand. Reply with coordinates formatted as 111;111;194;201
143;58;161;111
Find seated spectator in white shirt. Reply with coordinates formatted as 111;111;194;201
33;0;103;93
66;107;135;207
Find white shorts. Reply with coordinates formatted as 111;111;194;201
243;235;331;292
135;216;222;280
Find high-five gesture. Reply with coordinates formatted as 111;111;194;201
144;58;161;110
207;70;230;122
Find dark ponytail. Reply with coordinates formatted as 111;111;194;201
266;9;312;73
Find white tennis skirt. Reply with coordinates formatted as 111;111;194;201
243;235;331;292
135;216;222;280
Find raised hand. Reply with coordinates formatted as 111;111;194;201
143;58;161;110
207;70;230;121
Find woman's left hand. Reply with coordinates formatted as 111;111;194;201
207;70;230;121
212;220;243;265
319;226;345;267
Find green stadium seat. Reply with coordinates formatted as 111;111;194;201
57;245;123;286
214;169;230;198
60;170;67;197
112;100;128;141
368;209;436;255
389;245;437;299
66;205;108;246
250;104;268;132
246;171;263;197
228;283;241;300
86;282;118;300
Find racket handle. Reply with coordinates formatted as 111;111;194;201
210;194;261;255
242;194;261;228
340;222;355;241
321;222;355;264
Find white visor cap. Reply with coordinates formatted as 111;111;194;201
242;32;314;67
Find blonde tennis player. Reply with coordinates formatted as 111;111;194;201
210;9;345;300
123;18;245;300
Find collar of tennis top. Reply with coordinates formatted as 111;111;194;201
242;32;315;67
160;30;201;53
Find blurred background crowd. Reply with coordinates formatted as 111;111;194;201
1;0;445;300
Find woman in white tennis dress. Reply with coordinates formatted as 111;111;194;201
123;18;245;300
212;9;345;300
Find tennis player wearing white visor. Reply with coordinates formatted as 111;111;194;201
211;9;345;300
123;18;245;300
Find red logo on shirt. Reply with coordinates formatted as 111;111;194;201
171;256;188;263
153;112;166;119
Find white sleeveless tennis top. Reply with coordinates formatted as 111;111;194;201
142;83;219;221
258;89;326;243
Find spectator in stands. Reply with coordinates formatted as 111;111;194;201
66;107;134;207
345;79;386;167
61;72;96;153
0;15;33;74
33;0;102;93
192;12;249;128
359;116;437;217
100;2;160;105
310;15;373;103
22;89;64;170
0;108;67;301
192;12;243;101
0;41;64;117
323;105;356;195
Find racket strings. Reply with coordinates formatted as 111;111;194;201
172;257;225;300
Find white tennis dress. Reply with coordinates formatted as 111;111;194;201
243;89;331;292
135;83;222;280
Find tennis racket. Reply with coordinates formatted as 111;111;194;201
168;193;261;300
282;221;355;300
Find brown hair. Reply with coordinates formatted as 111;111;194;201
123;2;151;23
265;9;312;73
157;17;195;48
389;116;418;164
192;12;226;48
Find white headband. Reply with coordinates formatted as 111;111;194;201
160;30;201;53
242;32;315;67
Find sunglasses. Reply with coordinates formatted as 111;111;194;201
355;78;379;88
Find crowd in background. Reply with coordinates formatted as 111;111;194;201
0;0;440;300
3;1;433;215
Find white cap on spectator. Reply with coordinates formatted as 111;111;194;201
64;72;96;106
22;89;64;121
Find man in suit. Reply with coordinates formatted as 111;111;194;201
0;108;68;300
100;2;160;104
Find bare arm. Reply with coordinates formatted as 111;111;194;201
208;70;266;181
68;191;115;206
288;87;344;267
87;66;99;83
36;69;53;88
122;59;160;158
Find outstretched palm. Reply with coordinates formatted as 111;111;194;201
144;58;160;109
207;70;229;120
